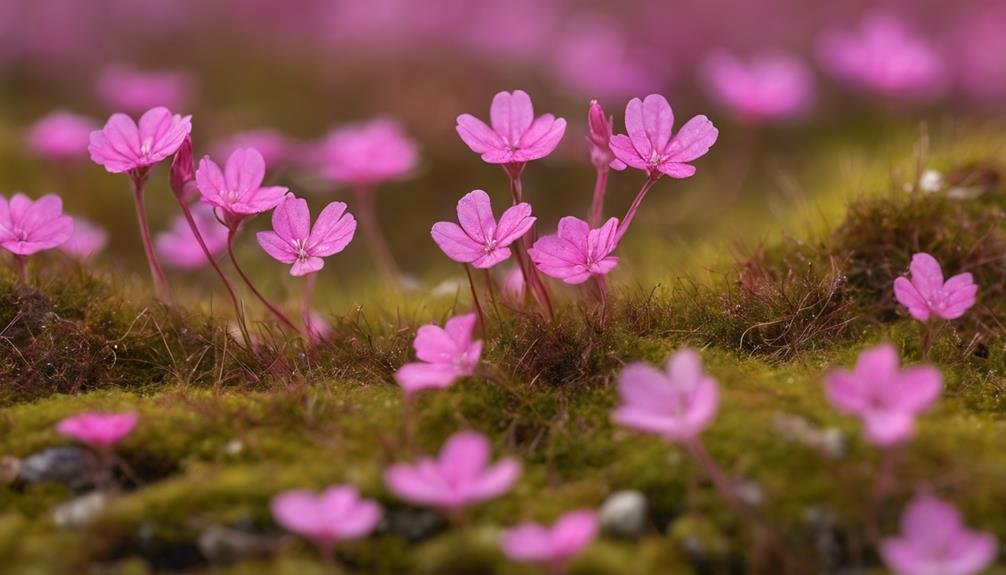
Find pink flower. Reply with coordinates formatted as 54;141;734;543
88;107;192;174
59;217;107;260
825;344;941;446
431;190;535;269
195;148;289;228
818;12;946;101
894;253;978;322
55;411;138;448
586;100;626;171
271;485;381;550
502;265;526;304
881;494;997;575
0;193;74;256
501;510;599;570
25;110;97;161
395;313;483;395
385;430;521;510
256;196;357;276
304;310;332;344
155;203;228;270
96;65;192;114
212;129;292;168
528;217;619;285
456;90;566;165
703;51;813;123
315;119;417;186
612;348;719;442
552;14;659;99
608;94;718;179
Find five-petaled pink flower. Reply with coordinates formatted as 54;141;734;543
59;216;107;260
703;51;813;123
881;494;997;575
586;100;626;171
256;196;357;276
609;94;718;179
25;110;98;161
88;107;192;174
456;90;567;164
431;189;535;269
196;147;290;228
315;119;418;186
156;203;228;270
385;430;521;510
501;510;599;571
56;411;138;448
818;12;946;101
395;313;483;395
894;252;978;322
0;193;74;256
825;344;941;446
612;348;719;442
271;485;381;551
528;216;619;284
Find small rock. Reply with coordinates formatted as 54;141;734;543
19;446;96;491
381;508;447;542
918;169;944;194
53;491;108;529
198;525;276;565
599;490;648;539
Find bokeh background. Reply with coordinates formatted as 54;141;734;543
2;0;1004;305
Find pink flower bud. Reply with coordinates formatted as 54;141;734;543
170;136;195;201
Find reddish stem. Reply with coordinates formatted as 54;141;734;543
615;174;661;244
226;229;300;333
352;187;400;281
463;264;487;337
589;167;609;227
505;166;554;320
128;173;172;303
15;255;28;284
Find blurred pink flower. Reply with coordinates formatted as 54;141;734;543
156;203;228;270
256;196;357;276
609;94;718;179
528;216;619;285
88;107;192;174
612;348;719;442
25;110;97;161
304;310;332;344
315;119;417;186
385;430;521;510
586;100;625;171
881;494;997;575
456;90;566;165
501;510;598;570
96;65;192;114
703;51;813;123
953;5;1006;105
196;148;289;228
431;189;535;269
825;344;941;446
894;253;977;322
0;193;74;256
553;14;659;99
818;12;946;101
502;265;526;304
395;313;482;394
271;485;381;550
213;129;292;168
59;217;107;260
56;411;138;448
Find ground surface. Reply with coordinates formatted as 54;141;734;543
2;126;1005;574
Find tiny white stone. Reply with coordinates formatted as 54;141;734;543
919;169;944;194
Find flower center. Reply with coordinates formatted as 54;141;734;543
139;138;153;159
293;239;309;261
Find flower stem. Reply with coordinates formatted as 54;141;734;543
589;167;609;227
173;195;248;343
128;173;172;303
505;166;554;320
15;255;28;284
352;187;400;282
226;229;300;333
615;174;661;244
302;273;321;345
464;264;487;337
484;268;502;321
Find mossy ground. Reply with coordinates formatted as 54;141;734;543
2;126;1006;574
